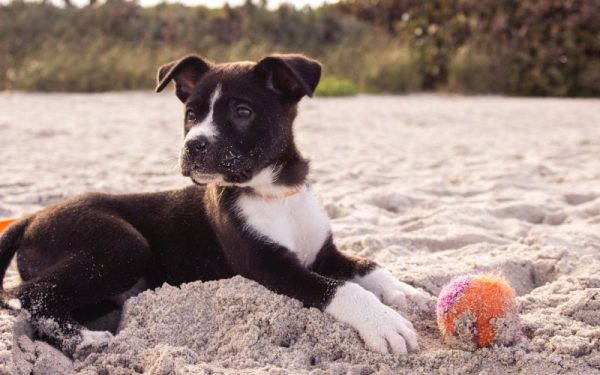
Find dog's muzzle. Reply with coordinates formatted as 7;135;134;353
181;136;210;176
180;137;254;183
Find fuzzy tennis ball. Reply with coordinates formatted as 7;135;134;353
436;274;520;349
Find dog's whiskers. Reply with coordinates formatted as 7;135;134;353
168;157;180;173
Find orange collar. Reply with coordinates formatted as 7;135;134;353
249;185;305;200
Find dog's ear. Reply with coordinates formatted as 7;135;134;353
155;55;212;102
255;54;322;102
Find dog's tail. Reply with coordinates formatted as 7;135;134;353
0;218;29;308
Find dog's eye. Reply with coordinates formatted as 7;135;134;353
186;109;196;122
235;105;252;118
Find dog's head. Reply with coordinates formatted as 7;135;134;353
155;54;321;188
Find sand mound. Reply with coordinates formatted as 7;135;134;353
1;93;600;374
9;267;600;374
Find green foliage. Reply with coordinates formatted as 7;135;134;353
339;0;599;97
446;46;510;94
0;0;597;96
364;46;421;93
315;77;358;97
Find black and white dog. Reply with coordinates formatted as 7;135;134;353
0;54;428;357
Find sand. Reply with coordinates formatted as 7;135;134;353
0;92;599;374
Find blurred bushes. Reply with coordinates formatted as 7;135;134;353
340;0;599;96
0;0;598;96
447;46;509;94
364;46;421;93
315;77;358;96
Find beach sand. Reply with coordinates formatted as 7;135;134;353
0;93;599;374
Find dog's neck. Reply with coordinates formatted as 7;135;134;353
206;147;310;203
271;146;309;187
246;184;305;200
247;150;309;199
241;144;310;198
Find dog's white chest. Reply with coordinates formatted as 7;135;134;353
236;187;330;267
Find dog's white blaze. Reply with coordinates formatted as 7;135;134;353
325;282;418;355
184;84;222;142
236;185;330;267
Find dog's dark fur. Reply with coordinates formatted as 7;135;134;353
0;54;420;357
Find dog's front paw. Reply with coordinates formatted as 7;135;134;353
356;268;432;311
325;282;418;355
74;329;113;359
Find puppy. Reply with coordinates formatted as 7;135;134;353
0;54;427;356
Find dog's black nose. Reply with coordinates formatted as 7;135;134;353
186;137;209;155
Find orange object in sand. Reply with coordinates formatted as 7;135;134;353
436;274;520;349
0;218;18;234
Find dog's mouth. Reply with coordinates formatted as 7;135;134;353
189;171;223;185
188;168;258;187
181;148;255;186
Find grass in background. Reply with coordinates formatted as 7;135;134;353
0;0;597;96
315;77;358;97
446;46;509;94
364;47;421;93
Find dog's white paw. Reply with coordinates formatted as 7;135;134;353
79;329;113;347
75;329;113;357
325;282;418;355
356;268;431;311
7;298;22;310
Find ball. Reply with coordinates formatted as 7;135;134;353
436;274;520;349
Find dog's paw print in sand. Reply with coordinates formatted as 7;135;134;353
488;203;567;226
367;193;425;215
561;288;600;325
564;193;597;206
518;271;600;359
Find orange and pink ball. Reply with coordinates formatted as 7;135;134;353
436;274;520;349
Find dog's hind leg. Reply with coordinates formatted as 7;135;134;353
13;227;151;357
13;282;92;356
